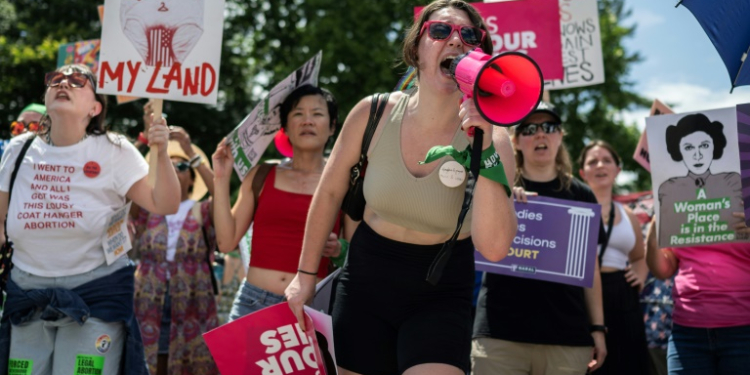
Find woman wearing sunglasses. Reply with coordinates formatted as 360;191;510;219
284;2;517;375
0;64;180;375
472;103;607;374
130;125;218;375
9;103;46;138
212;85;347;321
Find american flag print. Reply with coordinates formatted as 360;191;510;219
146;26;176;67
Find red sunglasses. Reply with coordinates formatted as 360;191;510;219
10;121;41;136
44;71;91;88
419;21;486;47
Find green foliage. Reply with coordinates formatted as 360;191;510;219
0;0;649;193
550;0;650;192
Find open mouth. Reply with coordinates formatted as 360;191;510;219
534;144;548;151
440;56;456;76
55;92;70;100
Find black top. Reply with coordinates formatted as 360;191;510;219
473;176;604;346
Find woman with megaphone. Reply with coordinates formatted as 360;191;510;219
472;103;607;374
285;1;517;374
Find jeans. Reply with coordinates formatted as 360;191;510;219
667;323;750;375
227;281;284;322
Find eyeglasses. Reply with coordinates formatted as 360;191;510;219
10;120;41;136
517;122;562;136
44;71;90;88
419;21;486;47
174;162;191;172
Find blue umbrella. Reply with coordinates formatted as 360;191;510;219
677;0;750;92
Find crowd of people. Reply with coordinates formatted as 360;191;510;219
1;1;749;375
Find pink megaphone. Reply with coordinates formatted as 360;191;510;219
449;49;544;126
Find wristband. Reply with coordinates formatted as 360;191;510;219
137;132;149;146
297;268;318;276
189;154;203;168
479;161;511;197
332;239;349;268
480;144;500;169
590;325;608;334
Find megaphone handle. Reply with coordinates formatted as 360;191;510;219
470;128;483;178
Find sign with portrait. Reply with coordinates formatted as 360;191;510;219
97;0;225;104
646;106;750;248
475;195;601;288
545;0;605;90
415;0;564;80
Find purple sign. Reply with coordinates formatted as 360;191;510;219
475;195;601;288
737;104;750;226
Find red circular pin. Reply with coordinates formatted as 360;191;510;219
83;161;101;178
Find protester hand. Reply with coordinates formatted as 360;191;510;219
148;115;169;154
458;99;493;150
212;138;234;180
285;274;316;331
733;212;750;235
142;100;154;133
588;331;607;372
321;232;340;258
169;126;195;158
512;186;537;203
624;264;644;292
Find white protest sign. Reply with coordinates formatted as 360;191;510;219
228;52;322;180
647;107;749;248
545;0;604;90
97;0;225;104
103;202;133;265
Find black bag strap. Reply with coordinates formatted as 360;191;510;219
598;201;616;266
360;93;390;157
4;137;35;243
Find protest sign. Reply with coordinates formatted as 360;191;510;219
311;268;341;315
57;40;101;72
227;52;322;180
98;0;225;105
203;302;334;375
633;99;675;171
736;103;750;226
475;196;600;288
545;0;604;90
415;0;563;80
647;106;750;248
102;202;132;265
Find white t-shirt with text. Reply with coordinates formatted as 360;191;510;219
0;133;148;277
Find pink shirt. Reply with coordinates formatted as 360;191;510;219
670;243;750;328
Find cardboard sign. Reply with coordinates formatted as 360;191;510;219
736;104;750;226
228;52;322;180
58;40;101;72
203;302;335;375
633;99;675;172
102;202;132;265
475;195;600;288
647;106;750;248
415;0;563;80
545;0;604;90
98;0;225;104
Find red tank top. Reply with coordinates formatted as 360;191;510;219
250;166;341;278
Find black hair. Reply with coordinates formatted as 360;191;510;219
279;84;338;131
665;113;727;162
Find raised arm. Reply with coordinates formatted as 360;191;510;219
285;95;375;329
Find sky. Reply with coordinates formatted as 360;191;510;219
619;0;750;130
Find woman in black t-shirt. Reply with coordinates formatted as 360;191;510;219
472;102;607;374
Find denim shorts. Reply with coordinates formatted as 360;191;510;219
227;281;285;322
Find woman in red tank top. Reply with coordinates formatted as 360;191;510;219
211;85;350;321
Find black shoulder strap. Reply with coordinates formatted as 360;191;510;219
360;93;390;157
598;201;616;266
4;137;35;240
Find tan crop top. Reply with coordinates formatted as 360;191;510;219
363;90;472;235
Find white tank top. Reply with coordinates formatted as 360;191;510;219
599;202;636;270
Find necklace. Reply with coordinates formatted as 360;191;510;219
47;132;88;147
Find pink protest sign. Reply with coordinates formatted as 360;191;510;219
415;0;563;80
203;302;335;375
633;99;675;172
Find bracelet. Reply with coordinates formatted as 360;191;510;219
331;239;349;268
189;154;203;168
137;132;149;146
479;161;511;197
590;324;608;334
297;268;318;276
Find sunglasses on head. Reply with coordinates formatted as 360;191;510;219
174;161;191;172
10;120;41;136
45;71;90;88
517;122;561;136
419;21;486;47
